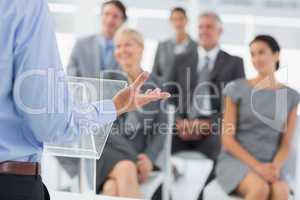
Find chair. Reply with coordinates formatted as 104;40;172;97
203;116;300;200
171;151;214;200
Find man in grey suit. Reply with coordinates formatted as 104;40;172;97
152;7;198;82
168;12;245;199
170;11;245;160
67;0;127;78
57;0;128;186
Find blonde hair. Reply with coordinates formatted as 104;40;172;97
114;27;144;48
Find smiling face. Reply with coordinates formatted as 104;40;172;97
170;11;188;35
250;40;279;76
101;4;125;38
114;32;144;72
198;15;222;50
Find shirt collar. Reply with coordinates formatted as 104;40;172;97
171;35;190;46
198;45;220;61
98;34;114;48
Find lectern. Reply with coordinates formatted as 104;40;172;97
42;77;127;198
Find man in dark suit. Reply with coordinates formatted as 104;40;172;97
170;11;245;159
168;12;245;198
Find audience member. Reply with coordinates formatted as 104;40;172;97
216;35;300;200
152;7;197;82
67;0;127;78
98;28;167;198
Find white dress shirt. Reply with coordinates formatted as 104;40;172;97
193;45;220;116
197;45;220;72
173;37;190;55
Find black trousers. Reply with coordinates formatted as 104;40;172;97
0;174;50;200
172;115;222;160
172;134;221;161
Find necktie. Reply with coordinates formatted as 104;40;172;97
101;41;115;71
189;56;212;118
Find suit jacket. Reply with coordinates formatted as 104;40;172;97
168;49;245;119
168;48;245;160
67;34;120;79
152;36;198;82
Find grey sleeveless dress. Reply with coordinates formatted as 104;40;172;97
216;79;300;194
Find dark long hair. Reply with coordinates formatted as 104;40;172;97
250;35;281;71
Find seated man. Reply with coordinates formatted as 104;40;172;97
56;0;129;182
170;11;245;160
167;12;245;199
68;0;127;78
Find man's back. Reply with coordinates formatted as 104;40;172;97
0;0;46;162
0;0;117;163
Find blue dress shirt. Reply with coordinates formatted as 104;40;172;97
99;36;119;71
0;0;117;163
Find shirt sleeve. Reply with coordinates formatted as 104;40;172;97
12;0;116;144
291;90;300;110
223;80;241;103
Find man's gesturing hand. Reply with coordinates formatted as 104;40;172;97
113;72;171;116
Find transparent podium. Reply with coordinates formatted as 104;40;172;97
42;77;127;199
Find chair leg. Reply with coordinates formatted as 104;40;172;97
198;163;216;200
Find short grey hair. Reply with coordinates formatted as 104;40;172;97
199;11;222;27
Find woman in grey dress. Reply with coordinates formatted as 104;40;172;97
97;28;168;198
216;35;300;200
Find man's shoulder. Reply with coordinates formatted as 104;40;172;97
157;39;173;48
11;0;46;21
219;50;243;63
76;34;99;46
189;38;198;47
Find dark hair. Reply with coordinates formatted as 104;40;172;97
170;7;187;18
102;0;127;21
250;35;281;71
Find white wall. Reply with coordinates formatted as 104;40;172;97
48;0;300;92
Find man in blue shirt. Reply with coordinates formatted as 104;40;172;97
67;0;127;78
0;0;170;199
